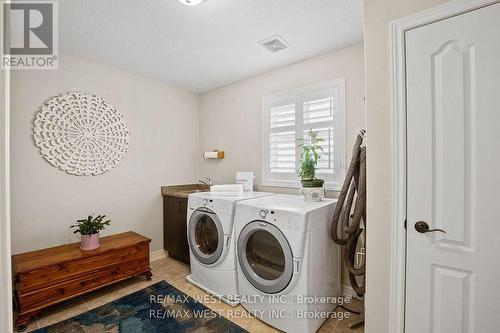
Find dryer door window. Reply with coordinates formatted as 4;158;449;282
238;221;293;294
246;230;285;280
188;208;224;265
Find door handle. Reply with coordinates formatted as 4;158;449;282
414;221;446;234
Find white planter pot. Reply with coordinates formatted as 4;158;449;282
299;187;326;202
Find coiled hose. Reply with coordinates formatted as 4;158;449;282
331;130;366;297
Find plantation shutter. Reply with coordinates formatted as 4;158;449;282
302;96;335;174
300;84;343;186
262;79;345;189
269;103;296;174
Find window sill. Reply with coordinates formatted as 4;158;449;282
262;179;341;191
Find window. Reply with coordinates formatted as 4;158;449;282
262;79;345;190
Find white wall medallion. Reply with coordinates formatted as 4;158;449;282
33;92;130;176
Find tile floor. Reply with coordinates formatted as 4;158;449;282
16;257;364;333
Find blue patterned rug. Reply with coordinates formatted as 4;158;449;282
33;281;248;333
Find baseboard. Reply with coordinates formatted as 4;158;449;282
341;284;363;300
150;249;167;262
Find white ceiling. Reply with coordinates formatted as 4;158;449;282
60;0;363;93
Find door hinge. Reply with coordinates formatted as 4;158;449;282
404;219;407;229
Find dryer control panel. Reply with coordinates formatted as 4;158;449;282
253;207;304;232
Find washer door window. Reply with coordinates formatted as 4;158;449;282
188;208;224;265
238;221;293;294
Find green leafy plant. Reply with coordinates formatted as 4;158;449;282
297;129;325;186
70;215;110;235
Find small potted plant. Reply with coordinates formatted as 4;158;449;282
297;129;326;201
70;215;110;251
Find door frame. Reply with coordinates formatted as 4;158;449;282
389;1;499;332
1;4;13;328
0;53;13;332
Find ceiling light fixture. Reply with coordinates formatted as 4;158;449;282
177;0;205;6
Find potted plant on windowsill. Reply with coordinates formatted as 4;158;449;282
298;129;326;201
70;215;111;251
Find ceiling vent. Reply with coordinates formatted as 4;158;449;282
259;35;290;53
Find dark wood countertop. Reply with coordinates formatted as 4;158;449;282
161;184;209;199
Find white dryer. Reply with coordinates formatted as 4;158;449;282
235;194;340;333
186;191;273;305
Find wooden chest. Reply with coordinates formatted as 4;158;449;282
12;231;152;330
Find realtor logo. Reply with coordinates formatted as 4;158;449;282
2;1;58;69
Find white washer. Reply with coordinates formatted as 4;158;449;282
235;194;340;333
186;191;273;306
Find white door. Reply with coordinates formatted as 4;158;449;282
406;3;500;333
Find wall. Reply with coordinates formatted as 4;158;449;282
10;53;199;254
198;43;365;287
363;0;451;332
198;43;365;196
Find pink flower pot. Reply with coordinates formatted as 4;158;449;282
80;233;100;251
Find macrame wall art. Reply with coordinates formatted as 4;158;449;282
33;92;130;176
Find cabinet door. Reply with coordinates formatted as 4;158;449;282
177;199;190;264
164;196;177;255
163;196;168;251
163;196;190;264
